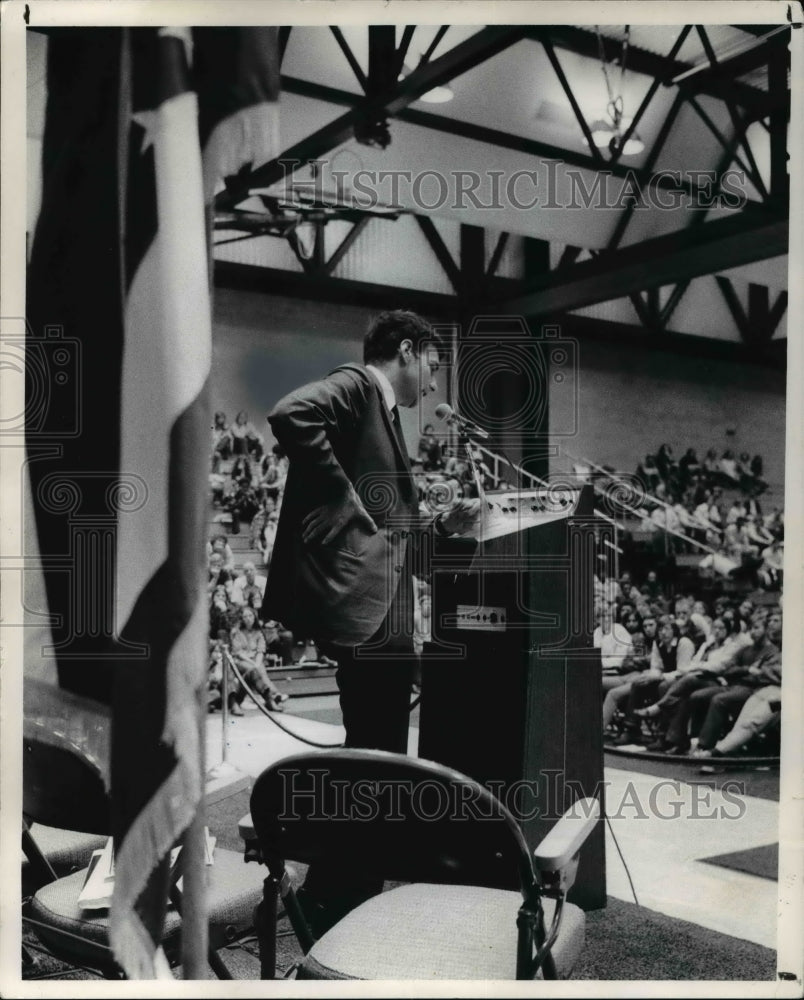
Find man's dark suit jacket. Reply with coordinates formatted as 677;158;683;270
265;364;420;647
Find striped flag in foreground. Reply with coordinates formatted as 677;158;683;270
26;25;280;978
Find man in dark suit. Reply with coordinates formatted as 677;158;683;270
265;310;479;933
266;309;478;754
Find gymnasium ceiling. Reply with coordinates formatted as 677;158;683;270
27;21;794;351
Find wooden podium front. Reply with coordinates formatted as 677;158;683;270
418;484;606;909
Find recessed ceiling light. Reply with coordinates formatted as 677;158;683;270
398;66;454;104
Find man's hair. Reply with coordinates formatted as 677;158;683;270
363;309;439;364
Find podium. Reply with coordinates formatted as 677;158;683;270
419;484;606;909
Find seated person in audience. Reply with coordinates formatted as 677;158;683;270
749;454;767;495
208;551;233;597
637;613;750;753
725;498;745;526
230;561;267;611
594;602;636;696
745;515;773;548
691;614;781;756
250;495;277;548
231;409;265;460
211;411;233;472
678;448;701;486
444;455;468;480
673;499;700;541
262;618;296;667
703;685;781;758
617;571;641;605
207;532;235;572
736;452;755;493
207;639;244;715
209;470;226;506
635;453;660;492
759;538;784;590
259;511;279;569
602;612;652;733
692;493;720;541
417;423;443;470
718;449;740;487
674;603;707;651
231;454;253;487
655;443;676;483
209;583;236;640
696;610;782;757
763;506;783;539
259;448;288;499
223;478;260;532
691;600;712;635
613;616;687;744
735;598;756;634
640;570;662;600
229;606;288;712
413;588;432;658
702;448;719;480
616;602;636;626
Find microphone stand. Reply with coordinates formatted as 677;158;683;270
459;429;488;510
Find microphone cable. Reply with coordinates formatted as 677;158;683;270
224;645;344;749
604;809;640;907
222;646;421;748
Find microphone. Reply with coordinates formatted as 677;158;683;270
434;403;490;440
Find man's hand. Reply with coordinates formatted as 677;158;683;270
439;498;481;537
302;486;378;546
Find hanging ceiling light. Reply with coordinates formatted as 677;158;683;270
588;111;645;156
590;26;645;157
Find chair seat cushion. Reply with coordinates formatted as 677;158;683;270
28;848;265;969
298;883;585;980
24;825;107;874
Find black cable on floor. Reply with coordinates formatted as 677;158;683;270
224;647;420;747
225;650;344;749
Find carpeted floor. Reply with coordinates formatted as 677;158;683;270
22;893;777;981
699;842;779;881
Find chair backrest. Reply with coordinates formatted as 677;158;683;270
23;723;110;835
250;749;535;894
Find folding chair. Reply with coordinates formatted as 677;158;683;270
249;749;599;980
22;725;264;979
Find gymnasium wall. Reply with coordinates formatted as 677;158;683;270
212;287;449;455
549;336;786;500
213;286;786;500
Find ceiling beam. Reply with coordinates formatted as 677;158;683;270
675;25;790;92
523;25;779;114
214;259;786;369
216;26;526;210
367;25;397;97
279;75;700;196
215;259;458;316
322;215;371;277
330;26;368;91
415;216;462;293
504;209;788;318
